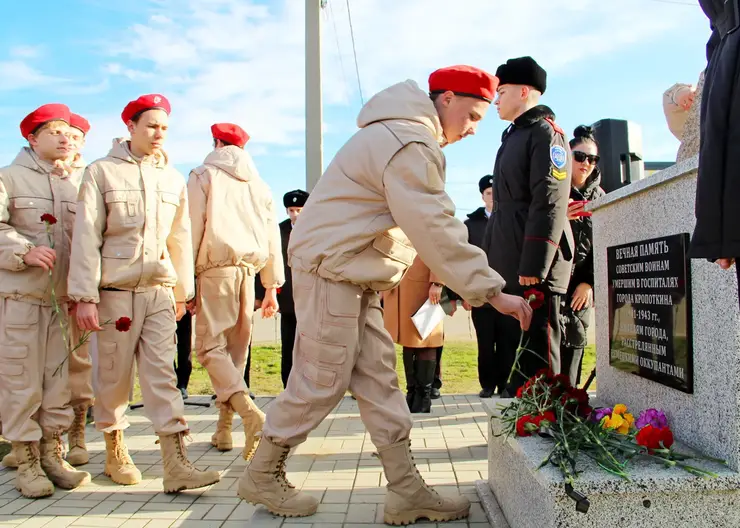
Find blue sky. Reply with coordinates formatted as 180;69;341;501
0;0;711;221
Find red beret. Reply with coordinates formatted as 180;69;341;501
70;113;90;135
121;94;171;124
428;65;499;103
211;123;250;148
20;103;71;139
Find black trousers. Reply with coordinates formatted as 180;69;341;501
495;291;562;392
174;311;192;390
472;307;502;392
280;312;297;389
433;347;443;390
243;344;252;387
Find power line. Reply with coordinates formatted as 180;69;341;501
344;0;364;105
327;0;349;98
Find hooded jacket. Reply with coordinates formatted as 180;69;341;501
287;79;505;305
67;138;194;304
0;147;82;305
188;146;284;288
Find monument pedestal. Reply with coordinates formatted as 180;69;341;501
481;399;740;528
478;158;740;527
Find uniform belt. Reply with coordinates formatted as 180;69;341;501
102;288;126;292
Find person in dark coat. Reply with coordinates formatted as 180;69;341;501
250;190;308;395
559;126;605;386
464;175;502;397
690;0;740;307
482;56;574;394
276;189;309;387
174;311;193;399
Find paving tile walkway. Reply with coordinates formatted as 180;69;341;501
0;395;491;528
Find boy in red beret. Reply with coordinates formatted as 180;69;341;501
67;94;220;492
1;113;95;471
237;65;533;524
187;123;281;457
64;112;95;467
0;104;92;497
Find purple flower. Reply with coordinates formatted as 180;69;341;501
592;407;612;423
636;408;668;430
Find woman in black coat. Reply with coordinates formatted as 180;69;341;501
560;126;605;386
691;0;740;306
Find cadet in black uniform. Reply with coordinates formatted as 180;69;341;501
482;56;574;394
253;190;308;389
277;190;308;387
466;175;502;397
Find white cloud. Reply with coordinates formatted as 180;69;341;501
0;61;65;91
65;0;705;168
9;45;43;59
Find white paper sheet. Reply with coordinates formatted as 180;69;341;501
411;299;446;341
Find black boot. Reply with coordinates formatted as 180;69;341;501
410;359;436;413
402;349;417;410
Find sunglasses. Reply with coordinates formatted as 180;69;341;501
573;151;600;165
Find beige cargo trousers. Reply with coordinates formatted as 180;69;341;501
263;270;412;447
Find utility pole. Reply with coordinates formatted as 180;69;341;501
305;0;324;191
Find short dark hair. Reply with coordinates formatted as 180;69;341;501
214;138;235;148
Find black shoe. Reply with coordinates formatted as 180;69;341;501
179;387;189;400
430;387;441;399
249;392;256;400
479;388;495;398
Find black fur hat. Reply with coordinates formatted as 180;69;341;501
495;56;547;94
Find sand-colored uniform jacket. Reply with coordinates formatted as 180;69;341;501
67;139;194;304
188;146;284;288
287;80;505;306
0;148;82;305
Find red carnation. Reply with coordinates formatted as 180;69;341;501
515;415;538;437
115;317;132;332
636;425;674;451
535;411;557;426
553;374;572;388
40;213;57;225
523;288;545;310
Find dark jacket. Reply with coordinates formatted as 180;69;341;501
255;218;295;313
560;170;605;349
463;207;493;308
690;0;740;259
482;105;574;295
567;169;605;294
465;207;490;249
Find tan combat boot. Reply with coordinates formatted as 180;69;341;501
2;451;18;468
159;431;221;493
377;438;470;525
104;430;142;485
228;391;265;459
237;435;319;517
12;441;54;498
40;432;91;490
67;405;89;466
211;402;234;451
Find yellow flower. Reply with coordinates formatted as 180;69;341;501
603;413;625;431
613;404;628;415
602;409;634;435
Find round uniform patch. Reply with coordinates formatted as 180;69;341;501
550;145;567;169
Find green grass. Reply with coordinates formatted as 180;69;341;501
0;342;595;459
134;340;597;400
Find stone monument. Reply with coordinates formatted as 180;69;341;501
477;156;740;527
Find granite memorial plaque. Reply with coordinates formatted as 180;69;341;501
607;233;693;393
